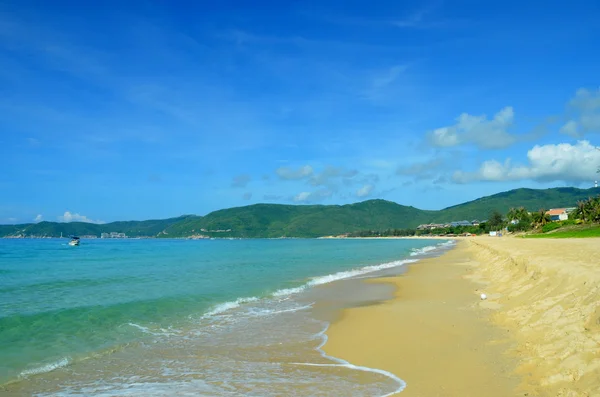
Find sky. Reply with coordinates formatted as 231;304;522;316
1;0;600;224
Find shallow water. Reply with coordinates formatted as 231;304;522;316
0;238;453;396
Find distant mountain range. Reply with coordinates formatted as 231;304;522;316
2;187;598;238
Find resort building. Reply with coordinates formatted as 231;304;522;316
417;223;445;230
100;232;127;238
416;219;486;230
450;220;472;227
545;208;569;222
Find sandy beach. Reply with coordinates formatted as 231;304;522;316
324;237;600;396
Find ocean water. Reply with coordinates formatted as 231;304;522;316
0;238;452;396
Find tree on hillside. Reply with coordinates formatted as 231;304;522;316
506;206;532;232
531;209;551;228
592;197;600;222
487;210;504;231
507;207;530;222
574;200;591;222
573;196;600;223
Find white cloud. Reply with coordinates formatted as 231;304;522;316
559;120;578;137
561;88;600;137
292;189;333;203
428;107;516;149
293;192;312;202
452;140;600;183
242;192;252;200
276;165;313;180
34;214;43;222
309;166;342;186
397;157;445;178
309;166;358;187
363;64;410;101
430;127;460;147
231;174;251;188
371;65;408;89
356;184;374;198
392;3;438;28
268;165;381;202
58;211;105;224
274;165;365;201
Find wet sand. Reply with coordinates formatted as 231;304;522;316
324;237;600;396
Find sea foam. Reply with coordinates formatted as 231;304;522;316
410;240;455;256
203;296;260;317
203;258;417;318
19;357;70;378
308;259;417;287
290;323;407;397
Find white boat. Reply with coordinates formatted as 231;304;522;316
68;236;80;246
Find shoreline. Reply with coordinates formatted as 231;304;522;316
323;237;600;396
0;238;454;396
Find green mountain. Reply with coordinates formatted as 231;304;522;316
2;216;191;238
160;200;436;238
428;187;598;223
2;187;598;238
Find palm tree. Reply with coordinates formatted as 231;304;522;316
574;196;600;223
507;207;518;222
516;207;530;221
590;196;600;223
540;209;551;226
507;207;529;221
531;211;540;225
531;209;551;228
574;200;589;222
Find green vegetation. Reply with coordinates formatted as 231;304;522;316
506;207;532;232
0;224;24;236
541;222;562;233
349;223;487;238
524;225;600;238
572;195;600;223
1;187;599;239
167;187;599;238
2;217;191;239
430;187;595;223
531;209;552;228
487;210;504;230
162;200;437;238
509;194;600;238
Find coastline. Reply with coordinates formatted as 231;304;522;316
323;237;600;396
0;238;450;396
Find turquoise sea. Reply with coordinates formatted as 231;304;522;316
0;238;452;396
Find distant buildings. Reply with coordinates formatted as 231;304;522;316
450;220;473;227
101;232;127;238
416;220;484;230
187;234;210;239
417;223;443;230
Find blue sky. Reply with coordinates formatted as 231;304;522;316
1;0;600;224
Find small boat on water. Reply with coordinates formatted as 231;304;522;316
68;236;80;246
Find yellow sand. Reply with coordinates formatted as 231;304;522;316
324;237;600;396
